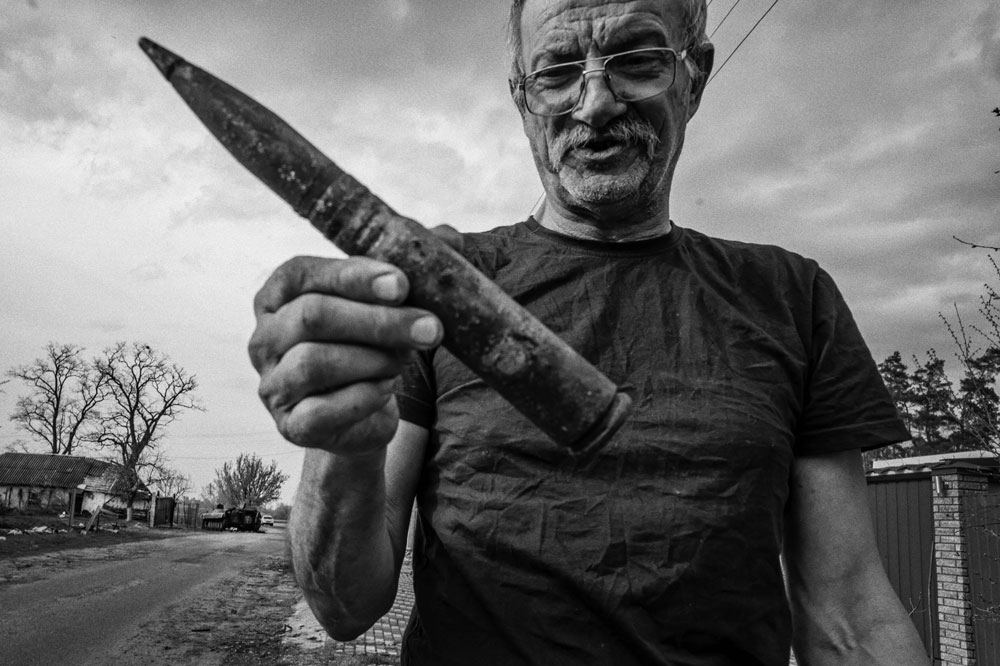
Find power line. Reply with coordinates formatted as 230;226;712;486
708;0;782;85
167;430;282;441
709;0;743;40
169;449;301;461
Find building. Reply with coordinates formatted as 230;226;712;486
0;452;151;516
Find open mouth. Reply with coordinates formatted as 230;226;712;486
586;136;616;151
573;138;631;161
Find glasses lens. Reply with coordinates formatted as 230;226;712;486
524;63;583;116
521;49;678;116
607;50;676;101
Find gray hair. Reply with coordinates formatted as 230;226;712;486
506;0;709;81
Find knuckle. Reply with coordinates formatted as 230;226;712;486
257;372;287;415
274;384;399;452
247;325;272;372
286;346;324;388
254;257;307;315
295;294;328;337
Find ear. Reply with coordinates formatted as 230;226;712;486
509;79;528;118
686;43;715;120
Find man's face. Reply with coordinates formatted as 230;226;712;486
517;0;707;220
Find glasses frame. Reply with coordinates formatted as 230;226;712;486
512;46;688;118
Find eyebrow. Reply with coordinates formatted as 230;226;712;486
532;20;671;62
603;21;671;51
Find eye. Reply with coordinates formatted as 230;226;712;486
611;51;671;77
528;63;581;90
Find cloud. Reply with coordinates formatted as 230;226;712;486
128;261;166;282
88;320;128;335
976;7;1000;81
0;6;142;128
384;0;412;23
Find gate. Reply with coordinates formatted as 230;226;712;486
964;493;1000;665
152;496;176;527
174;500;206;528
866;474;937;658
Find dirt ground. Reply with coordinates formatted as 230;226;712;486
0;513;392;665
0;511;185;559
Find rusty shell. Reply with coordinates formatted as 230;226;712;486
139;37;631;452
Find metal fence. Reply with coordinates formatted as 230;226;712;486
174;500;207;528
866;473;937;659
964;493;1000;666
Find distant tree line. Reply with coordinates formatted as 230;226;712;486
873;254;1000;461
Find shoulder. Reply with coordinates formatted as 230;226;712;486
679;226;823;281
458;219;549;278
675;226;840;311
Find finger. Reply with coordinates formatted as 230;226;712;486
276;293;442;352
429;224;465;254
248;295;442;373
253;256;410;318
258;342;405;414
276;380;401;452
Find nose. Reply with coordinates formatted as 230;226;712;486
570;69;627;128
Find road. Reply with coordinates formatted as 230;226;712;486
0;527;289;666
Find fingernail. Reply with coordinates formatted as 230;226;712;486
372;274;402;302
410;317;442;346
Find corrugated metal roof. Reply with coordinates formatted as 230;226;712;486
0;452;150;497
0;452;104;488
867;452;1000;478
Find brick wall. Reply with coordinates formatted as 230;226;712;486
934;469;989;666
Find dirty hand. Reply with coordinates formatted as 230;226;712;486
248;255;443;456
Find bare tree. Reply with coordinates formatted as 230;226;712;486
2;439;31;454
941;254;1000;455
152;466;193;499
92;342;202;520
7;342;107;455
213;453;289;507
200;480;223;507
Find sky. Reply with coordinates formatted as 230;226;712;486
1;0;999;505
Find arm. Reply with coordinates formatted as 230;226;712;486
783;449;930;666
247;255;442;639
291;420;427;640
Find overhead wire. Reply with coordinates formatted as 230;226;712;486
709;0;743;40
708;0;782;85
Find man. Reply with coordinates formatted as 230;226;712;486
248;1;931;664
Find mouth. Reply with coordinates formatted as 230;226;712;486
551;118;659;173
567;137;636;165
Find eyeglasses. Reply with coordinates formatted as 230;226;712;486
512;47;687;117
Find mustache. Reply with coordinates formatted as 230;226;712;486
550;117;661;167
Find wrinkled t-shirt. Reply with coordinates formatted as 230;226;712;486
396;219;908;666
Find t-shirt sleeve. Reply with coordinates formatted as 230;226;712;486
795;268;910;455
396;350;436;429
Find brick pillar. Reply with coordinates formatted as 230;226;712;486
934;468;989;666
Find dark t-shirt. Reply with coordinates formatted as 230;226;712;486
397;219;908;666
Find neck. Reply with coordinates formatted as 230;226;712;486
534;197;672;242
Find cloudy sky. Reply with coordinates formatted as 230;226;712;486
2;0;999;504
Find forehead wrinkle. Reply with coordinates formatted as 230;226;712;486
524;1;682;64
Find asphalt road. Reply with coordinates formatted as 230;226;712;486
0;527;288;666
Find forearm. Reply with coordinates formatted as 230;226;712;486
290;447;400;640
785;451;930;666
789;564;930;665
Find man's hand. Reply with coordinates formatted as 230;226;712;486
247;255;443;456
